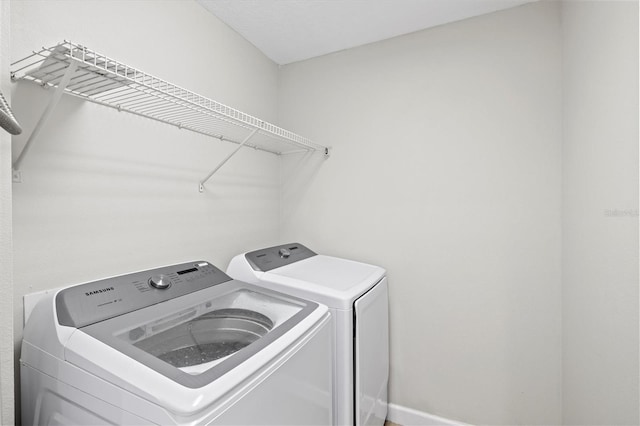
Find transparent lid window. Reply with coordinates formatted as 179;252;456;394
115;289;301;374
78;283;318;389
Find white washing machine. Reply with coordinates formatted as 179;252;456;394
228;243;389;426
21;260;333;425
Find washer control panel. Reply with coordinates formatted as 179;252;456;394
246;243;316;272
56;261;231;328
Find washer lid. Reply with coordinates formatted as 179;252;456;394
59;279;327;416
72;280;317;389
23;261;330;416
263;255;386;309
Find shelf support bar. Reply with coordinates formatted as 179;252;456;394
199;128;259;192
12;60;79;171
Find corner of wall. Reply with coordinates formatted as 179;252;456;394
0;0;15;423
560;1;640;423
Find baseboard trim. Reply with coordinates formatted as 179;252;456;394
387;403;472;426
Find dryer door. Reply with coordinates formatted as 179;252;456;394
354;277;389;426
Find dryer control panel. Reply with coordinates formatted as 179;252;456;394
245;243;316;272
56;261;231;328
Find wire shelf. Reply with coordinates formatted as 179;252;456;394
11;40;327;156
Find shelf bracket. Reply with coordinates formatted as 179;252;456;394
199;128;259;192
12;60;79;172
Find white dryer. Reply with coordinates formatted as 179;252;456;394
228;243;389;426
21;260;333;425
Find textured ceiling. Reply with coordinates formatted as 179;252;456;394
197;0;536;65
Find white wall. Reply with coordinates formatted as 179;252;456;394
7;1;639;424
561;1;639;424
10;0;282;418
278;2;562;424
0;1;15;424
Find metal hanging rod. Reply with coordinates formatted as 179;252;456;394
0;90;22;135
10;40;330;188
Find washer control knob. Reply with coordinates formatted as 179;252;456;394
278;248;291;259
148;274;172;289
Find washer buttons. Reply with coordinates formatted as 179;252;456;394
278;248;291;259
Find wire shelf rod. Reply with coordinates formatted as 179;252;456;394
93;87;146;103
32;67;72;86
138;107;193;122
117;95;168;111
66;73;109;90
147;110;200;124
73;80;121;96
10;41;329;183
90;84;135;100
58;90;282;155
11;58;45;76
10;50;41;68
134;102;187;117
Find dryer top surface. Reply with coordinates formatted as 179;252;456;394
264;255;386;305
